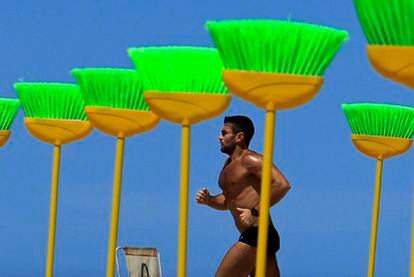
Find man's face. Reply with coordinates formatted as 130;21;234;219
218;123;237;154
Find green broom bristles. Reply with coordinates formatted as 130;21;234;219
0;98;20;130
14;83;87;121
354;0;414;46
72;68;150;111
128;46;228;94
342;103;414;138
206;20;349;76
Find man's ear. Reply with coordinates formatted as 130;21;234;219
235;132;245;144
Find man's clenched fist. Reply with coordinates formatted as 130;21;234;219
196;188;212;205
236;207;258;227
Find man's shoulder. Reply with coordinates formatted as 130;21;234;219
243;150;263;159
241;150;263;167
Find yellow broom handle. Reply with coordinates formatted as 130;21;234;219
410;198;414;277
46;144;61;277
106;137;125;277
177;124;191;277
368;158;383;277
255;110;276;277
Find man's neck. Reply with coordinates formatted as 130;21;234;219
228;145;248;160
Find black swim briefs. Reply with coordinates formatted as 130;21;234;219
238;224;280;256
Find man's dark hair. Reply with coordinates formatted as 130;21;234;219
224;115;255;147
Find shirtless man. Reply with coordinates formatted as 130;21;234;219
196;115;291;277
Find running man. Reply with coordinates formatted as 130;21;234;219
196;115;291;277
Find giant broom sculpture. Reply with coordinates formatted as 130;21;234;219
354;0;414;89
128;46;230;277
207;19;348;277
15;83;92;277
72;68;160;277
343;103;414;277
0;98;20;148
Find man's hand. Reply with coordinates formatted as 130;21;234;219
236;207;258;227
196;188;212;205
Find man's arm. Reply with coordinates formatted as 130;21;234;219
243;152;291;208
195;188;228;210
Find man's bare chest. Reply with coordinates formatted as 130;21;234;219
218;161;250;192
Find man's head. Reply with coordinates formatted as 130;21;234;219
219;115;255;154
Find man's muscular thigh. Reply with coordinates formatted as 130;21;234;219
215;242;256;277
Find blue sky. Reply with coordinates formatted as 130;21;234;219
0;0;413;276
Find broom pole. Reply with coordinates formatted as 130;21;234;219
255;109;276;277
106;137;125;277
410;195;414;277
367;158;383;277
177;124;191;277
46;144;61;277
410;199;414;277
